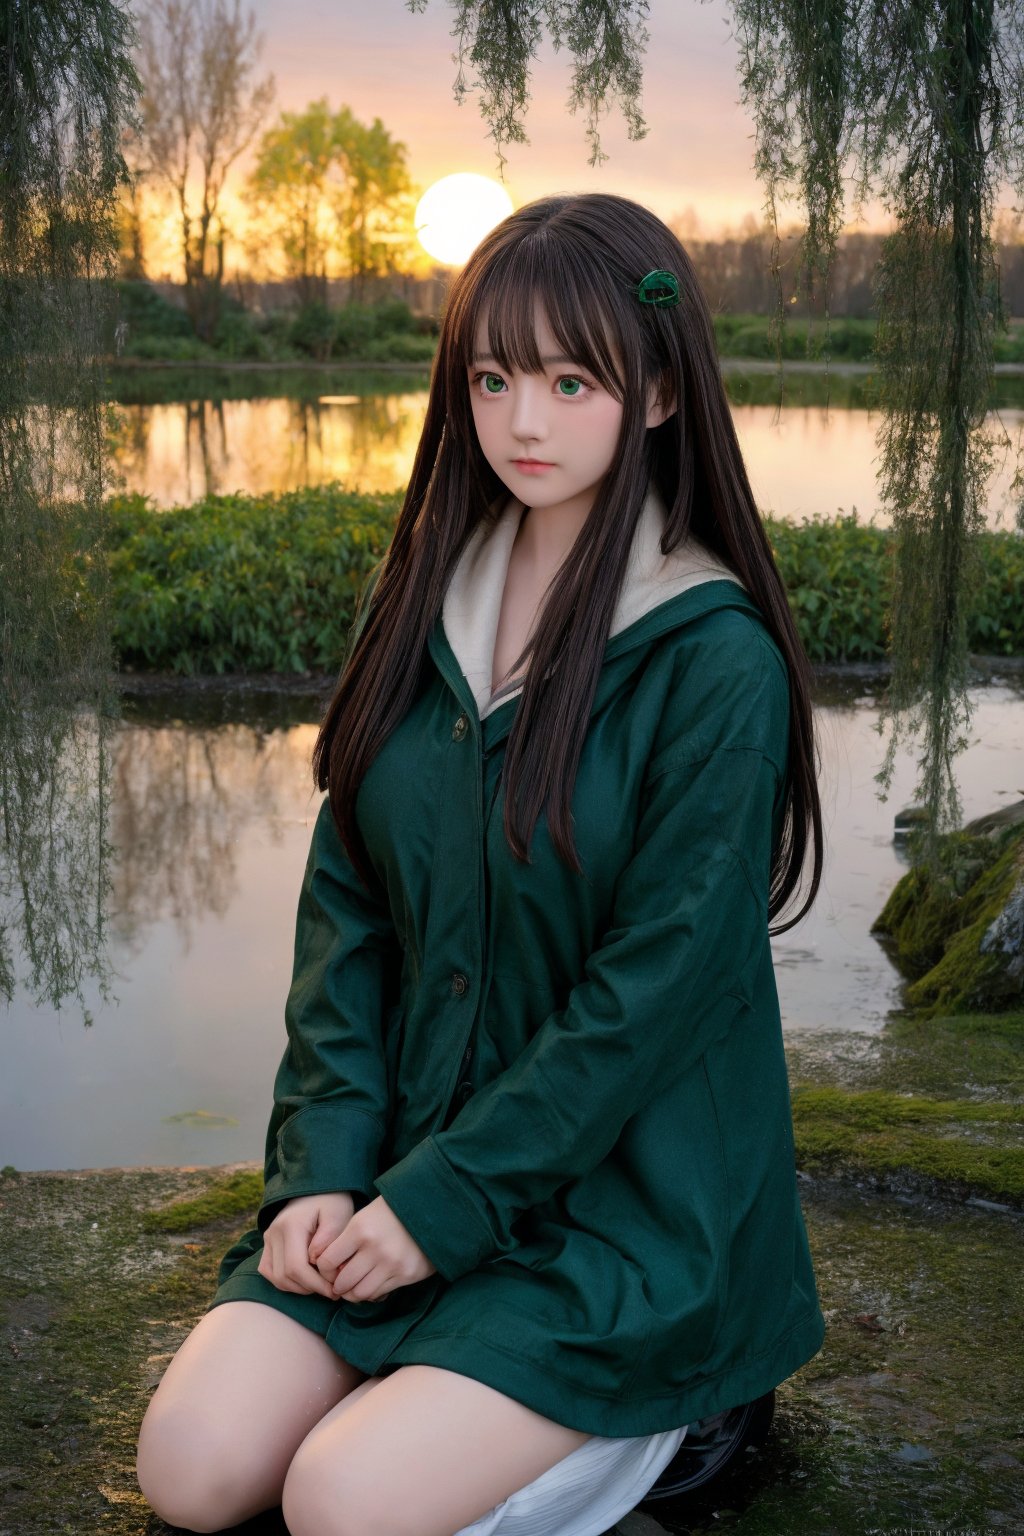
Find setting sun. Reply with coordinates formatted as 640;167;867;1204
415;173;514;266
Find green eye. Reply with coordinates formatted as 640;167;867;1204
483;374;504;394
558;377;584;397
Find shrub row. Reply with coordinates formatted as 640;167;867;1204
713;313;878;361
110;289;1024;368
715;314;1022;364
106;487;1024;675
113;284;439;366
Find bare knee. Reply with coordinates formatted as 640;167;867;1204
136;1394;266;1533
283;1449;383;1536
134;1300;365;1530
282;1378;395;1536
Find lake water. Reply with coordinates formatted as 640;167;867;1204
4;670;1023;1172
105;370;1024;530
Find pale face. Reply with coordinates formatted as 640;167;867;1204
467;299;670;520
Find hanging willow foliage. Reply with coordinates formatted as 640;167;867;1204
410;0;1024;869
729;0;1024;866
405;0;651;174
0;0;140;1018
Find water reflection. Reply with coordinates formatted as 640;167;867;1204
107;717;319;954
3;673;1023;1171
104;388;1024;529
109;391;426;503
0;702;118;1026
778;663;1024;1038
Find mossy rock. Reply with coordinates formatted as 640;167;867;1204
872;821;1024;1015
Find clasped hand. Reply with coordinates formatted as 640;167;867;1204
258;1191;437;1302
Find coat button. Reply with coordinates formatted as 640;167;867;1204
451;972;469;996
452;713;469;741
456;1079;474;1104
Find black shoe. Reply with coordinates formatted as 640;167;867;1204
637;1390;776;1508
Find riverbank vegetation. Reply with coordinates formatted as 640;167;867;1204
113;282;438;365
106;282;1024;369
105;485;1024;675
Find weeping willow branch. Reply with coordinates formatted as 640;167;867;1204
405;0;651;175
0;0;140;1018
726;0;1024;867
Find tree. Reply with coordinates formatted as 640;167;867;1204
333;111;419;302
0;0;140;1017
246;98;339;305
134;0;275;339
406;0;1024;871
246;100;419;303
117;117;152;279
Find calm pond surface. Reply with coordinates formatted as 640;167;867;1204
3;669;1023;1172
104;366;1024;529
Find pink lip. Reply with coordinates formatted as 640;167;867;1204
512;459;556;473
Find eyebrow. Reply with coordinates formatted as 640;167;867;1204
470;352;579;366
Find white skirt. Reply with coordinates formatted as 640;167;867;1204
452;1423;689;1536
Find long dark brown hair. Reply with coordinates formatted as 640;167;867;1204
313;192;823;935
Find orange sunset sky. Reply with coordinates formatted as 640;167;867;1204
140;0;1022;281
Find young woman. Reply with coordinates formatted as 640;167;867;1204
136;192;827;1536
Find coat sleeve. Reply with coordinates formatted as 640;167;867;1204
256;794;401;1233
372;622;792;1282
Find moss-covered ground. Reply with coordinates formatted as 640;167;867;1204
783;1009;1024;1207
2;1159;1021;1536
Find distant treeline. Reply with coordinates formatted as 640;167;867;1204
146;220;1024;325
672;220;1024;322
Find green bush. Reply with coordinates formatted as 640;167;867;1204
330;303;382;357
366;298;418;335
764;513;890;661
105;492;1024;674
285;299;428;362
289;299;337;362
765;513;1024;662
114;280;194;341
121;333;215;362
107;484;398;674
993;323;1024;364
211;308;274;361
260;309;302;354
369;332;438;363
333;300;425;358
711;313;877;362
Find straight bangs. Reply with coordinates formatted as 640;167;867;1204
454;234;633;404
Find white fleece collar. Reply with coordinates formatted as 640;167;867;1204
443;483;744;720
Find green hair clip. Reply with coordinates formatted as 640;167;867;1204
635;269;680;308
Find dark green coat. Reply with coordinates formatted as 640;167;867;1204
211;487;827;1436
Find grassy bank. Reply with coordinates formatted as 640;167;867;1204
105;485;1024;675
109;284;1024;369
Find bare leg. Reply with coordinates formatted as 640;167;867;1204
136;1300;375;1533
281;1363;591;1536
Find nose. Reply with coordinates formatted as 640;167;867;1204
509;374;549;451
